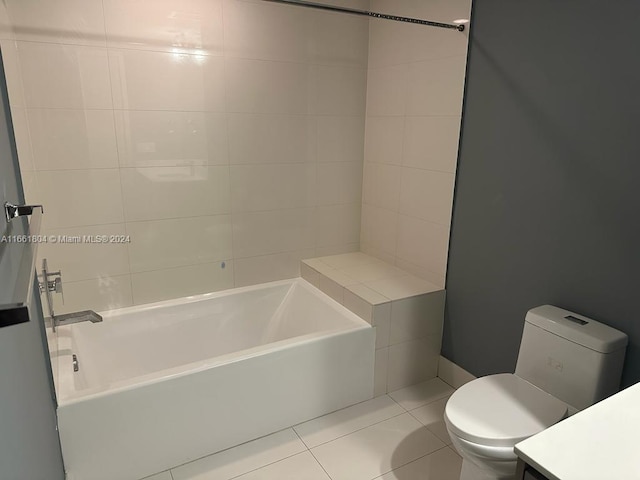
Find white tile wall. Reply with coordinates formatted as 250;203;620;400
224;58;317;114
5;0;468;313
227;113;316;165
389;292;445;345
7;0;106;46
363;116;404;165
230;163;316;212
108;49;227;112
38;224;130;282
402;116;461;173
114;111;229;167
18;42;112;109
395;216;450;280
365;65;408;116
119;165;231;221
302;253;444;394
222;0;315;63
232;208;316;258
103;0;224;53
360;204;399;258
398;168;455;226
314;9;369;67
2;0;368;313
317;116;364;164
0;3;12;40
387;337;441;392
233;249;315;288
374;347;390;396
28;109;119;170
1;42;26;108
126;216;233;273
130;261;233;305
406;56;467;116
10;106;34;171
36;169;124;229
316;65;367;115
50;274;133;314
361;0;471;288
317;162;363;205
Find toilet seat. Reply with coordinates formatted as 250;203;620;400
445;373;568;447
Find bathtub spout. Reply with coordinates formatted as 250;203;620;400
54;310;103;327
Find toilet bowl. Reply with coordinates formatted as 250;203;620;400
445;373;567;480
443;305;628;480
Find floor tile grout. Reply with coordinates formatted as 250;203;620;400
386;392;408;412
370;444;455;480
166;425;297;476
388;391;453;412
407;407;425;425
406;408;450;444
304;408;408;450
224;450;309;480
295;428;336;480
292;424;312;450
372;443;453;480
437;375;458;390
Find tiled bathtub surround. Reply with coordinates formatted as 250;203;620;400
302;252;445;394
361;0;471;287
0;0;368;313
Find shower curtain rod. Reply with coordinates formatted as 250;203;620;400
260;0;465;31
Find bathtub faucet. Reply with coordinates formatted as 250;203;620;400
54;310;103;328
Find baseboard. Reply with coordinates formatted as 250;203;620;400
437;355;476;389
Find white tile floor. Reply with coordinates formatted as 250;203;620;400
142;378;460;480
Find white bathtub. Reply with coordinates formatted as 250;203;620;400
51;278;375;480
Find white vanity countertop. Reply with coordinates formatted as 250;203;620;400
515;381;640;480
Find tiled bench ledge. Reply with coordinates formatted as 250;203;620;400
300;252;445;396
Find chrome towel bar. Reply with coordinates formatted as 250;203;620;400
0;202;43;328
4;201;43;223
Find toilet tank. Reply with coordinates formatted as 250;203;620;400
515;305;627;412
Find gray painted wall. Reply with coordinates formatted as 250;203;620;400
444;1;640;387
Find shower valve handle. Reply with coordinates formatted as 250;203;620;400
54;276;64;303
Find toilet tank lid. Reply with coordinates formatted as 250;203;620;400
525;305;628;353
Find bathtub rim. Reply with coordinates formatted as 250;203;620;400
53;277;372;406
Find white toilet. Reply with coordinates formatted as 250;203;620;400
445;305;628;480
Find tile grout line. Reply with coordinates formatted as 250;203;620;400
386;391;409;412
294;428;335;480
296;406;409;450
219;0;238;291
291;424;312;451
164;426;300;477
225;450;309;480
18;105;369;118
406;407;446;441
8;38;370;70
389;390;454;412
370;444;455;480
